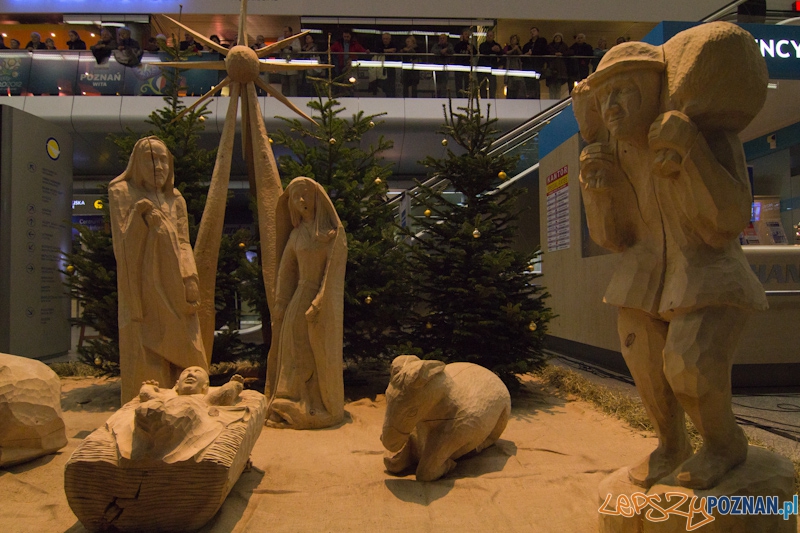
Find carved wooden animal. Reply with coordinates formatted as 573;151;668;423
381;355;511;482
0;353;67;467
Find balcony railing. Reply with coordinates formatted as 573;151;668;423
0;49;595;98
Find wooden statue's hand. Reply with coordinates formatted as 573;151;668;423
649;111;698;180
652;149;683;180
184;276;200;309
144;210;163;228
305;302;320;323
139;381;161;402
572;81;604;144
135;198;154;214
579;143;617;190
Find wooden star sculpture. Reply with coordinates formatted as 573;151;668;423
158;0;330;359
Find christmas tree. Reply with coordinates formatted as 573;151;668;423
271;95;414;365
401;91;552;392
65;36;257;370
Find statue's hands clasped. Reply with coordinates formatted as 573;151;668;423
135;199;163;228
649;111;698;181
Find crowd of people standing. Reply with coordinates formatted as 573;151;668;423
0;24;629;100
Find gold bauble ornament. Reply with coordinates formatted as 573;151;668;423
238;242;246;249
472;228;481;238
374;178;382;185
329;138;336;145
198;115;206;123
529;322;537;331
94;357;103;366
425;322;433;329
268;137;274;144
441;139;448;146
498;171;507;180
369;121;375;128
526;264;535;272
424;209;432;218
65;265;75;274
365;295;373;304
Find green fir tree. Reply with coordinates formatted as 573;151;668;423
401;92;553;392
272;96;414;365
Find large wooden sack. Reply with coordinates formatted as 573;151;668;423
662;21;768;133
64;388;266;532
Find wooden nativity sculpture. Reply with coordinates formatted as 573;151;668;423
109;136;208;405
381;355;511;481
572;21;768;490
266;177;347;430
65;366;267;532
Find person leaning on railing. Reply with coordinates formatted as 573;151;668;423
25;32;47;51
431;33;454;98
91;28;117;64
504;34;525;99
399;35;420;98
545;33;568;99
522;26;548;99
329;29;368;79
299;34;322;97
566;33;594;94
478;29;504;99
67;30;86;50
371;32;398;98
453;28;475;97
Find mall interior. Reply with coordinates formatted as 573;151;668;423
0;0;799;388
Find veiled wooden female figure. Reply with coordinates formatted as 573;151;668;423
109;136;207;403
266;177;347;429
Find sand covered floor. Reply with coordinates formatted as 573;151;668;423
1;375;660;532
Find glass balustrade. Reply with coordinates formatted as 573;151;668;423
0;49;595;99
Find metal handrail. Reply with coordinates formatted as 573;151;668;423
700;0;751;22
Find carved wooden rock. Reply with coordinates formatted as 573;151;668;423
64;379;266;532
0;353;67;467
381;355;511;482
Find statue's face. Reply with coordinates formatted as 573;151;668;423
144;141;170;192
176;366;209;395
290;181;316;222
596;70;660;142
